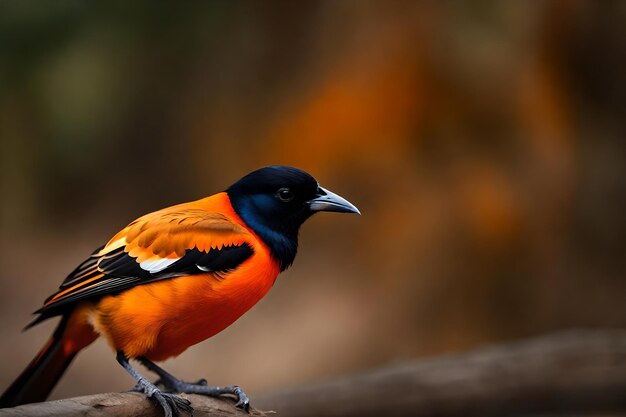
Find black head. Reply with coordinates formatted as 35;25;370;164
226;166;359;271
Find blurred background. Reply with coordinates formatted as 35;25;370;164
1;0;625;402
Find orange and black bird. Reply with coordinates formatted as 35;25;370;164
0;166;359;416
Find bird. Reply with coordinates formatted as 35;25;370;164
0;166;359;416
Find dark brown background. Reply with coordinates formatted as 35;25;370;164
1;1;625;401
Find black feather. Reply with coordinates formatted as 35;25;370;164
32;243;254;324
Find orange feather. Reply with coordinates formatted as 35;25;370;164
46;192;280;360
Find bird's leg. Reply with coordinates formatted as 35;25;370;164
116;351;193;417
138;356;250;412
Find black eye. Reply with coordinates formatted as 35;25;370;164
277;187;294;202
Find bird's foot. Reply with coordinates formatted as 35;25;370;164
137;356;250;412
161;378;250;412
133;377;193;417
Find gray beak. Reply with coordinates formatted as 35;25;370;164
308;187;360;215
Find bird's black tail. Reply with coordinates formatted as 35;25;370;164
0;316;76;407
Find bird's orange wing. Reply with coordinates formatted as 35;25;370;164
32;203;254;324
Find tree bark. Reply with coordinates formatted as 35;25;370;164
0;392;265;417
257;329;626;417
1;330;625;417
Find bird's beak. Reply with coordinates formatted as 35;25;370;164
308;187;360;215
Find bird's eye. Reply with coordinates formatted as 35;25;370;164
277;187;294;202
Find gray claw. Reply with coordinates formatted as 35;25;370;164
232;386;250;413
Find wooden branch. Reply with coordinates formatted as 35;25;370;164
0;392;267;417
1;330;625;417
255;329;626;417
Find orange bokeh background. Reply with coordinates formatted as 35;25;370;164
1;1;624;400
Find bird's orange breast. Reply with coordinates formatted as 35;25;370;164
88;193;280;361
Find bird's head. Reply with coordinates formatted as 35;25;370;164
226;166;359;270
